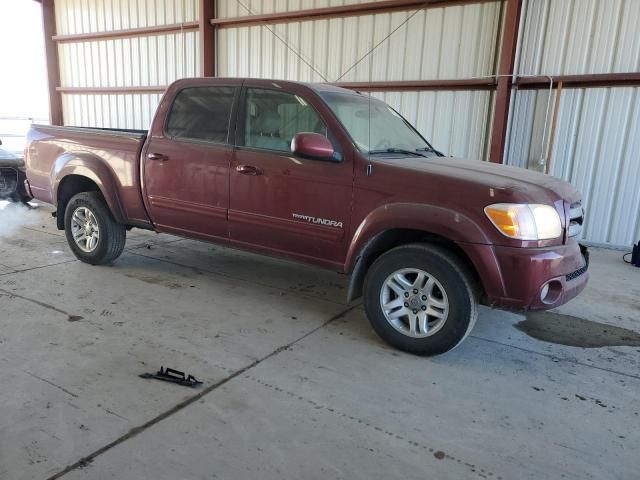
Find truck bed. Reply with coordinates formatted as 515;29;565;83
25;124;152;227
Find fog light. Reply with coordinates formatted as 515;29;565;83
540;283;550;301
540;280;562;305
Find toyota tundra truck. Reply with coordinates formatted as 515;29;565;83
24;78;589;355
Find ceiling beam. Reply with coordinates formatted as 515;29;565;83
52;22;199;43
210;0;499;29
334;79;497;91
515;72;640;89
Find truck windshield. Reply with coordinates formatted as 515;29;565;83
320;92;439;156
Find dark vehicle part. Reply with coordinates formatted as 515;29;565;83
0;145;31;202
623;242;640;267
140;366;203;388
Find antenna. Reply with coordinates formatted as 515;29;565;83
367;39;373;176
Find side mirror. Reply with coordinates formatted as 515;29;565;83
291;132;335;161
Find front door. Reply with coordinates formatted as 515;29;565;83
143;83;240;240
229;84;353;267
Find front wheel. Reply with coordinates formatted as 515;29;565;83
363;243;478;356
64;192;126;265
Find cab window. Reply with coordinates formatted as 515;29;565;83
167;86;236;143
240;88;327;152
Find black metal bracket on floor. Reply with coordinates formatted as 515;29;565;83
140;366;203;388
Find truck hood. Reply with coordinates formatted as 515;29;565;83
374;156;581;204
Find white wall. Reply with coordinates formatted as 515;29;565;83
55;0;199;129
217;0;502;159
506;0;640;247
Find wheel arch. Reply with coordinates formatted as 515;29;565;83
346;228;485;303
54;154;126;229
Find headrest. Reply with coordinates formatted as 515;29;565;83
254;109;281;135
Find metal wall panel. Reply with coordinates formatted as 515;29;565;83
506;87;640;247
507;0;640;247
218;3;502;82
218;2;501;157
373;91;494;160
62;93;164;129
55;0;200;129
55;0;199;35
517;0;640;76
58;32;200;88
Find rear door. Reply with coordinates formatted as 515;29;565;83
143;81;240;240
229;83;353;267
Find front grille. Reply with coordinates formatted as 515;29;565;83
567;201;584;238
566;263;588;281
566;245;589;281
0;167;18;197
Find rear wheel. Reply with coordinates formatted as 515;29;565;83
64;192;126;265
363;243;478;356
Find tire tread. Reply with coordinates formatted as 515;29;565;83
363;242;479;355
64;191;126;265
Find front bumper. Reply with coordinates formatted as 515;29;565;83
462;240;589;311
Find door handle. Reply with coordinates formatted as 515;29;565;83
147;152;169;161
236;165;262;175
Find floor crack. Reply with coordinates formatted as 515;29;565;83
0;287;83;321
25;371;79;399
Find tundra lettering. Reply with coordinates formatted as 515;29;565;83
292;213;343;228
24;77;589;356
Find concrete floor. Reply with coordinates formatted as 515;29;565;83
1;202;639;480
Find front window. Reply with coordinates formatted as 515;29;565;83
240;88;328;153
321;92;437;155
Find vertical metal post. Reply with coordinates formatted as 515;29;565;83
199;0;216;77
488;0;522;163
544;80;563;175
41;0;63;125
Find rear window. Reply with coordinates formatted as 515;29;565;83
167;86;236;143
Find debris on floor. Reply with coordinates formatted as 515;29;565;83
140;366;203;388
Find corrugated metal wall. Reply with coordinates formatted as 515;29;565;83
516;0;640;76
217;1;502;159
60;93;165;130
505;0;640;247
55;0;200;129
54;0;198;34
372;91;494;160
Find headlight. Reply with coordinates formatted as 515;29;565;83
484;203;562;240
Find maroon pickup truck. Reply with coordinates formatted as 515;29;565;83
24;78;589;355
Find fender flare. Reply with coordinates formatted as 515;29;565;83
53;152;127;225
345;203;490;272
344;203;492;302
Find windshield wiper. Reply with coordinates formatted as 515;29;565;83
416;146;445;157
368;148;427;157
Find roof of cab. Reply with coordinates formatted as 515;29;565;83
171;77;364;96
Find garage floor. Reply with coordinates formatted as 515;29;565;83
1;202;639;480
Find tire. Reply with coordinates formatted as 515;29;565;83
363;243;478;356
64;191;126;265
